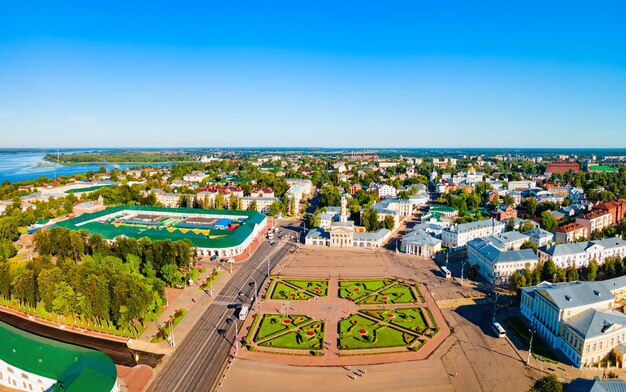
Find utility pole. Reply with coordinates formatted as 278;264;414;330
527;329;534;365
267;257;270;277
234;321;239;351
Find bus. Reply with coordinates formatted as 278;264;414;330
492;322;506;338
441;266;452;279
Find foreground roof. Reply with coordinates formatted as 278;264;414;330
566;377;626;392
0;321;117;392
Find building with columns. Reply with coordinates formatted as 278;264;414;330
305;196;391;249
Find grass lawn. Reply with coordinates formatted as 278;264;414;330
339;314;418;350
151;308;187;343
254;314;312;341
282;279;329;297
505;317;560;363
360;308;428;334
358;284;417;304
270;282;314;301
339;279;392;302
258;320;324;350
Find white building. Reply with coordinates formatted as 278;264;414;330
286;179;313;214
441;218;506;249
507;180;536;190
467;237;538;284
485;231;530;250
377;184;397;199
400;229;442;257
305;196;391;249
537;237;626;269
183;171;209;183
520;276;626;368
523;228;554;247
241;197;278;213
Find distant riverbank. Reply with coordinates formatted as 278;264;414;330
0;151;175;183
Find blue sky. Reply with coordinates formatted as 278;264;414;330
0;1;625;148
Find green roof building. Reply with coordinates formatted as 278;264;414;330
0;321;118;392
52;205;268;258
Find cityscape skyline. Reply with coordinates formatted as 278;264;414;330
1;2;625;148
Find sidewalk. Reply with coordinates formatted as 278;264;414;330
129;261;241;355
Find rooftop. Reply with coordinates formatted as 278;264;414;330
0;321;117;392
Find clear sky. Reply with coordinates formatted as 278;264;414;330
1;1;625;148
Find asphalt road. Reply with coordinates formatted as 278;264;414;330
147;226;295;392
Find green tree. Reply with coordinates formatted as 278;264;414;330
247;200;258;211
361;208;379;232
519;220;536;233
52;281;76;316
540;211;558;232
0;239;17;261
11;267;36;306
37;267;64;312
530;374;562;392
319;184;340;208
229;194;238;210
510;271;526;291
540;259;557;282
160;264;179;286
604;256;616;277
0;262;11;299
584;259;598;281
383;215;395;230
522;197;538;217
566;266;579;282
214;191;226;210
520;240;538;253
269;200;283;216
307;213;321;229
616;257;624;276
289;197;296;215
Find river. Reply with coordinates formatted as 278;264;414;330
0;150;174;183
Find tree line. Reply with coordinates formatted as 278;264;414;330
510;255;626;291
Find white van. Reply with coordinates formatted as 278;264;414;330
238;305;249;320
492;322;506;338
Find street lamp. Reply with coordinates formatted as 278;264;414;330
249;281;258;306
527;329;534;365
492;289;503;323
461;259;466;282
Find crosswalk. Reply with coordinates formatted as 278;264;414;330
436;297;490;309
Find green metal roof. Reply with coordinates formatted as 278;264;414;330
52;205;266;249
588;165;619;172
64;185;113;194
0;321;117;392
430;204;458;213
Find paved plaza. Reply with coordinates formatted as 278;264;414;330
217;246;536;392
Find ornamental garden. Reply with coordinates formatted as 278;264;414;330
242;277;442;359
